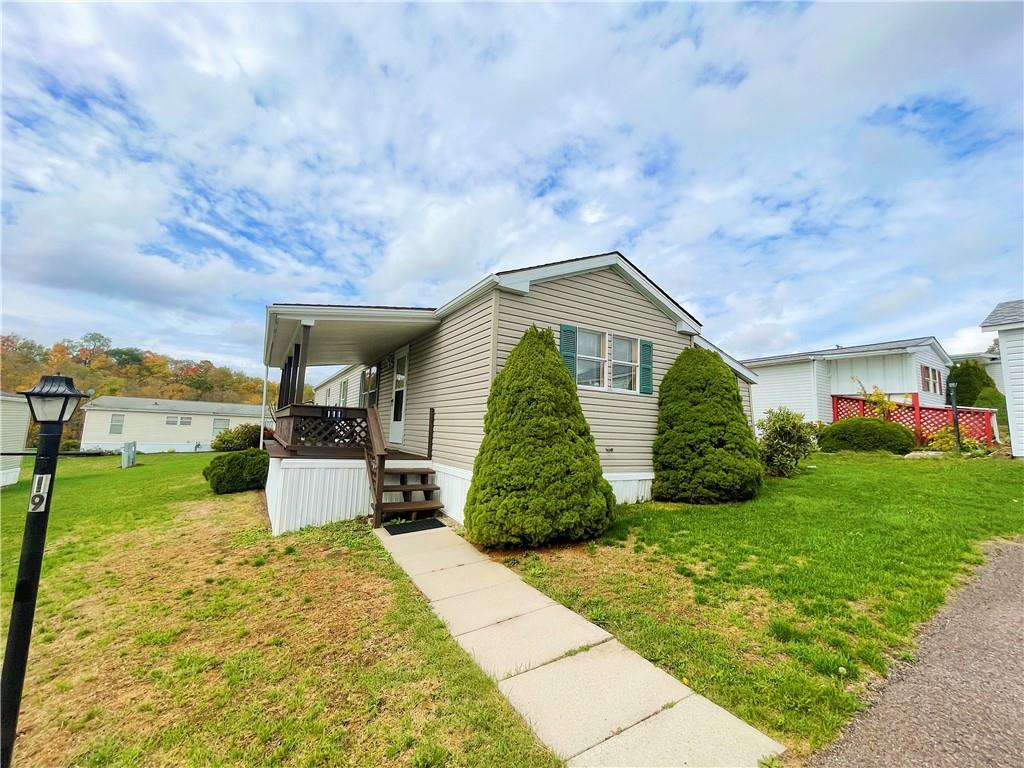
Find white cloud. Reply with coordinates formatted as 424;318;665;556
1;1;1021;373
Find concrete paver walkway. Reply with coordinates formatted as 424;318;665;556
376;524;783;766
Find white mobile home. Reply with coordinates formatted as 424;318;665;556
81;396;266;453
1;392;32;486
743;337;953;427
263;251;757;534
981;300;1023;457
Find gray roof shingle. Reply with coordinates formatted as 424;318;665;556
83;396;266;417
742;336;941;366
981;300;1024;329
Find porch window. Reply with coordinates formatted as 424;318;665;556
212;418;230;436
611;335;638;392
576;328;606;387
359;365;379;407
920;366;943;394
109;413;124;434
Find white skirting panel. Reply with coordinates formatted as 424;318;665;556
605;472;654;504
265;458;371;535
432;462;473;523
1;467;21;488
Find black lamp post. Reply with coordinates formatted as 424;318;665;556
1;375;86;768
948;380;963;452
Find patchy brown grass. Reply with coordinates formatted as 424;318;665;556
10;485;556;767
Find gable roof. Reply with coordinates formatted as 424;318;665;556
743;336;953;368
83;396;266;417
981;299;1024;330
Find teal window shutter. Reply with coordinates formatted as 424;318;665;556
560;325;577;380
639;340;654;394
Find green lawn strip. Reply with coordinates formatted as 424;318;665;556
2;455;557;767
510;452;1024;754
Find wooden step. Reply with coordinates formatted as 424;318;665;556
383;467;434;476
380;499;444;522
382;483;440;493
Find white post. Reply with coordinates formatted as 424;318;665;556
259;364;268;450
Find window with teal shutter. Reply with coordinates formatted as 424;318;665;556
560;324;577;380
639;339;654;394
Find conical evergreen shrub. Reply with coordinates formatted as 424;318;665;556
464;326;614;547
653;346;762;503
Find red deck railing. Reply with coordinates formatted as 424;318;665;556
831;394;997;444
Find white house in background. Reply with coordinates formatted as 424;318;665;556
981;300;1023;457
949;351;1004;394
81;396;265;453
1;392;31;486
262;251;757;534
742;336;953;427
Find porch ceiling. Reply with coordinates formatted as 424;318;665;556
264;305;440;367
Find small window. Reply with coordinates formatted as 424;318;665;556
341;380;349;406
165;415;178;426
109;413;124;434
359;366;379;407
179;416;192;426
326;387;332;404
921;366;943;394
611;335;638;391
576;328;606;387
212;418;230;436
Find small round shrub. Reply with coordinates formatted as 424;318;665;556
973;387;1008;431
60;438;81;452
464;326;614;548
818;418;915;455
653;346;762;503
203;448;269;494
211;422;262;452
757;408;815;477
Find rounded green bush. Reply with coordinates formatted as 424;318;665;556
211;422;263;452
974;387;1008;430
945;360;995;406
818;417;915;455
463;326;614;548
652;346;762;503
203;448;269;494
757;407;815;478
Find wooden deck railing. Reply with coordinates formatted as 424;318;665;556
364;406;387;527
273;404;370;456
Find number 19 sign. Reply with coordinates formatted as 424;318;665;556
29;474;51;514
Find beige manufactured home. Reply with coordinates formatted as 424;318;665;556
262;252;756;534
81;396;266;453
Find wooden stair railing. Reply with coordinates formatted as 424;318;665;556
364;406;388;527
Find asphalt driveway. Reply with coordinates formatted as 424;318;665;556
810;537;1024;768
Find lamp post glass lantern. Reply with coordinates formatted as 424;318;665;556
1;375;86;768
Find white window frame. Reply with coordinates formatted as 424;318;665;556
178;416;192;426
610;334;640;394
109;413;125;434
921;366;942;394
166;415;178;426
212;417;230;436
575;327;607;390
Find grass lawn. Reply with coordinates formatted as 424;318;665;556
500;452;1024;760
1;454;557;767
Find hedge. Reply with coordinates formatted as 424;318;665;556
652;346;762;503
818;417;915;455
211;422;263;452
974;387;1008;431
203;448;269;494
463;326;614;548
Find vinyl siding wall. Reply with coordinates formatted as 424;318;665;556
996;327;1024;457
81;409;263;452
1;395;31;486
911;347;951;407
496;267;693;473
749;361;816;426
312;366;361;406
738;379;754;429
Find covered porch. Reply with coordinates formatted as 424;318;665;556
261;303;444;528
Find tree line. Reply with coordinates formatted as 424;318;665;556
1;332;278;444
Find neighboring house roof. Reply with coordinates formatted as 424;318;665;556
83;396;265;417
742;336;953;368
950;351;1000;363
694;337;757;384
981;299;1024;330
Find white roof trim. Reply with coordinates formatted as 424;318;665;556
694;336;758;383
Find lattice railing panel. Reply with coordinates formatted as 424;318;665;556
831;396;995;444
293;415;369;448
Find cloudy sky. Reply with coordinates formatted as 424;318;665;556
2;2;1021;381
